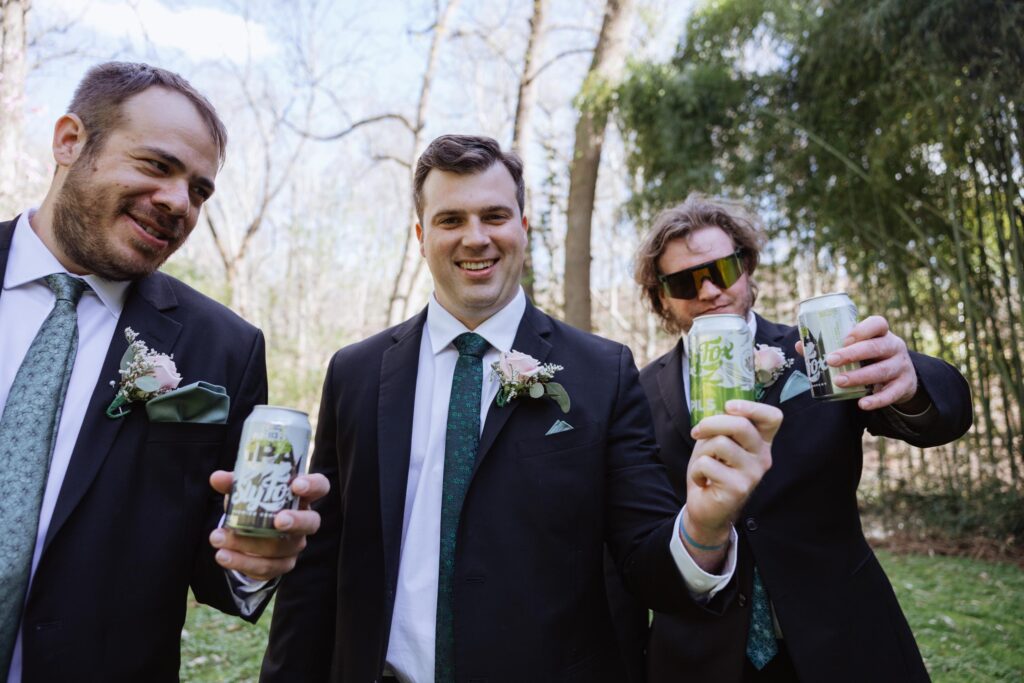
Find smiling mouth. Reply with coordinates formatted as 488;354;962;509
128;212;175;242
459;259;496;271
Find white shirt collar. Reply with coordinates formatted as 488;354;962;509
7;210;130;319
426;287;527;356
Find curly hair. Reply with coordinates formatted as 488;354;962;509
634;193;765;334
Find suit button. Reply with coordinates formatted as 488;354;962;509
745;517;758;532
738;593;747;607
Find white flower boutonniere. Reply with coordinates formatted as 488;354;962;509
491;350;571;413
105;327;182;418
754;343;794;400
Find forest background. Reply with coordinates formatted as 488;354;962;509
2;0;1022;565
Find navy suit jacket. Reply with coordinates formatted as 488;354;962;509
638;314;972;682
262;302;695;683
0;218;269;682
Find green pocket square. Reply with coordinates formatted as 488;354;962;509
779;370;811;403
145;381;230;423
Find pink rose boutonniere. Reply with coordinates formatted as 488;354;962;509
105;327;182;418
491;350;571;413
754;343;794;400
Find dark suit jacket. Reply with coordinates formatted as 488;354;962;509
638;314;972;682
0;218;269;682
262;302;697;683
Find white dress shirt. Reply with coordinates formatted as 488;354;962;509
1;211;130;683
384;289;735;683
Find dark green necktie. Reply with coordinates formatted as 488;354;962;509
435;332;488;683
0;274;86;675
746;567;779;670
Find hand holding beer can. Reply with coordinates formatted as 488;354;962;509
225;405;312;537
688;314;756;426
798;292;869;402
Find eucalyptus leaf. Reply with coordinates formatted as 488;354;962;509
544;382;571;414
529;383;545;399
135;375;160;393
118;346;135;373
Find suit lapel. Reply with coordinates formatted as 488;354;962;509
753;313;794;406
472;302;552;476
43;273;182;555
378;309;426;597
658;339;696;449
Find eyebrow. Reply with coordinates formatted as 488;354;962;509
139;146;216;195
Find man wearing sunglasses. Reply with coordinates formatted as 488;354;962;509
611;193;972;682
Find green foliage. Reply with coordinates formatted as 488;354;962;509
617;0;1024;496
178;557;1024;682
881;550;1024;681
180;595;272;682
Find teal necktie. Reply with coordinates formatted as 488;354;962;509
746;567;779;670
435;332;488;683
0;274;86;675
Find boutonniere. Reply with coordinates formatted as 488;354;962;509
754;343;794;400
490;350;571;413
105;327;182;418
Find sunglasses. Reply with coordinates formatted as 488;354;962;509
658;250;745;300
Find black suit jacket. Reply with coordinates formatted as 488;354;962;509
262;302;696;682
639;314;972;682
0;218;269;682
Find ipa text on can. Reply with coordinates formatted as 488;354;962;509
798;292;868;402
225;405;312;537
688;314;755;426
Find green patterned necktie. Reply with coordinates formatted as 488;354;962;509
0;274;87;675
435;332;489;683
746;567;779;670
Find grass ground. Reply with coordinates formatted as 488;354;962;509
180;550;1024;682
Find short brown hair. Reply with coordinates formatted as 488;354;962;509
634;193;765;333
68;61;228;166
413;135;525;222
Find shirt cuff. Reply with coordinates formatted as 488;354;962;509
224;570;278;618
669;506;737;602
888;400;937;424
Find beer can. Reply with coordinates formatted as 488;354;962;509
798;292;868;401
688;314;755;426
225;405;312;537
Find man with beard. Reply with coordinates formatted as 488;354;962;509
616;194;972;682
0;62;327;683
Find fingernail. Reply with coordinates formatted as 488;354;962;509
843;336;854;346
216;549;230;564
725;400;737;411
690;428;700;439
835;375;847;386
277;513;294;530
827;353;841;365
293;478;310;495
210;529;225;546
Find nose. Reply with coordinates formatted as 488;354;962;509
152;179;190;217
697;275;722;300
462;216;490;248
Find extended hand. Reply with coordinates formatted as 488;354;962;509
797;315;918;411
208;471;330;581
684;400;780;555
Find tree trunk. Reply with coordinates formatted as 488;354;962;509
563;0;635;331
387;0;462;326
513;0;548;301
0;0;30;216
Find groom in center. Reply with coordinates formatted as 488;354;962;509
262;135;781;682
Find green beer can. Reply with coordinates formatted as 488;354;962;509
688;314;755;426
798;292;868;401
225;405;312;537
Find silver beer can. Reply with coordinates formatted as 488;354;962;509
225;405;312;537
688;313;755;426
798;292;868;401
